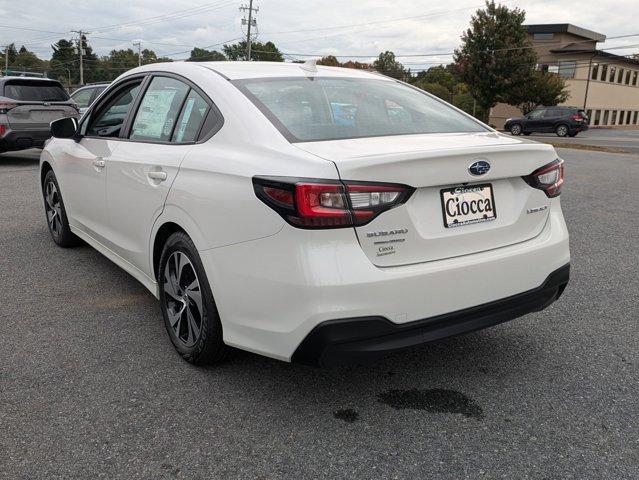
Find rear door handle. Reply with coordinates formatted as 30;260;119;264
148;170;168;181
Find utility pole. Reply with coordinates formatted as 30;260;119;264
240;0;258;61
133;41;142;67
3;45;9;76
71;30;88;86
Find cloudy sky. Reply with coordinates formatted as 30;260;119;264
1;0;637;70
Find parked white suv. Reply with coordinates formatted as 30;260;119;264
40;61;570;367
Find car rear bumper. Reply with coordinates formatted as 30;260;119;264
200;198;570;362
0;128;51;151
292;263;569;367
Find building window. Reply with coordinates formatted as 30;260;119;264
627;111;633;125
634;111;639;125
603;110;609;125
533;33;554;40
539;64;549;72
594;110;601;126
601;64;608;82
625;70;632;85
611;110;617;125
587;109;592;121
591;63;599;80
609;66;616;82
618;68;624;83
633;71;638;86
558;61;576;79
619;111;625;124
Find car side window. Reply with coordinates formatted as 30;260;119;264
86;82;142;138
528;109;546;119
129;77;189;142
71;88;93;108
171;89;210;143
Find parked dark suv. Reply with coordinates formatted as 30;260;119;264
505;106;589;137
0;77;78;154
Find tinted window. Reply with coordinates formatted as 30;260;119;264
3;81;68;101
528;109;546;119
171;89;209;143
130;77;189;142
236;77;486;142
71;88;94;108
87;82;142;138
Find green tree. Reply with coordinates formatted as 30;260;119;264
5;43;18;64
373;51;406;80
413;65;457;92
511;70;569;114
13;46;46;72
187;47;226;62
414;81;452;101
453;1;537;122
222;41;283;62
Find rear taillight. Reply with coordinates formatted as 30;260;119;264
570;114;583;121
0;124;6;136
523;159;564;198
0;102;18;114
253;176;414;229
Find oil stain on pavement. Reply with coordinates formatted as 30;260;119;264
333;408;360;423
377;389;484;420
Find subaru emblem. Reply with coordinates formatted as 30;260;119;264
468;160;491;176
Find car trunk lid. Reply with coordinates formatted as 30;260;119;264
294;132;559;267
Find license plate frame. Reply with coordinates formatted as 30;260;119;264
440;183;497;229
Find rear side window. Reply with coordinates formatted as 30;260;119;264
3;81;69;101
171;90;210;143
130;77;189;142
71;88;93;108
235;77;487;142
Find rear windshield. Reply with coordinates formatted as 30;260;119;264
3;81;69;102
234;77;487;142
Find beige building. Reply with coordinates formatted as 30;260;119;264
490;24;639;130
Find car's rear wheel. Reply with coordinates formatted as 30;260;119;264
509;124;523;136
555;124;569;137
158;232;227;365
42;170;81;248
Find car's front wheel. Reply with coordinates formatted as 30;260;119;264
509;124;523;136
158;232;228;365
42;170;81;248
555;124;569;137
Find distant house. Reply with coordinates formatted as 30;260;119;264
490;24;639;130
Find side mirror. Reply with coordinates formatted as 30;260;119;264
51;117;78;139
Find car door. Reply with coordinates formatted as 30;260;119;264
104;75;212;276
525;108;547;132
54;79;144;242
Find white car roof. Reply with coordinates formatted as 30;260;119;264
125;61;391;82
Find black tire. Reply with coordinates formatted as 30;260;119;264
509;124;523;136
42;170;81;248
555;124;569;137
523;132;532;136
158;231;228;365
568;132;578;137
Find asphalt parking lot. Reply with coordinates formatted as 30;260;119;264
1;148;637;479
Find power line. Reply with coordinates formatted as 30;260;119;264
240;0;259;61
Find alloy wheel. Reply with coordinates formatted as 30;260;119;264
44;181;63;238
510;125;522;135
163;251;204;348
557;125;568;137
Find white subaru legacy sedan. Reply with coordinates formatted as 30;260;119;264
41;61;570;367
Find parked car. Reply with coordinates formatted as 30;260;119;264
0;77;78;154
40;62;570;367
70;82;109;115
505;106;589;137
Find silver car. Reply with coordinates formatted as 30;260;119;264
69;83;109;116
0;77;78;154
